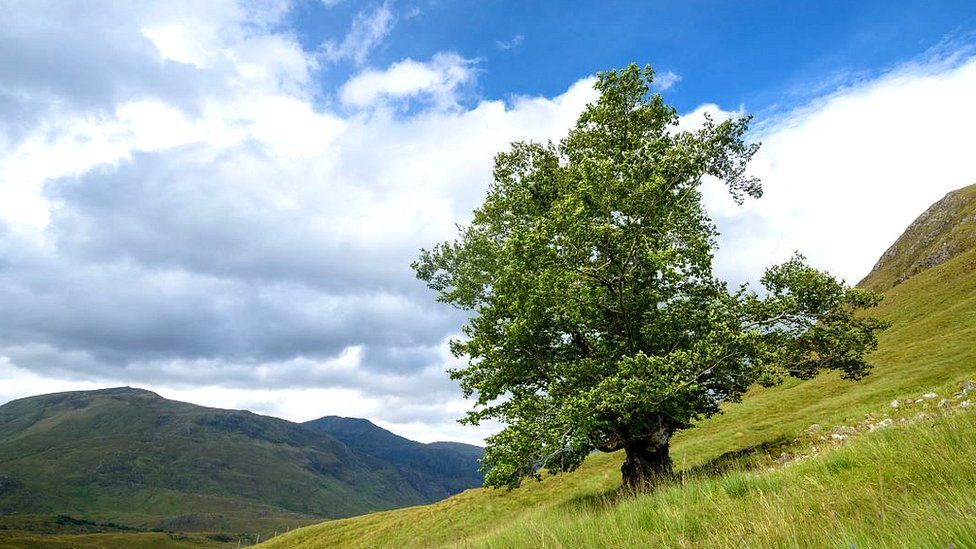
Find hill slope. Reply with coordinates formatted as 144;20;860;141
304;417;483;499
0;388;472;535
263;183;976;548
860;182;976;292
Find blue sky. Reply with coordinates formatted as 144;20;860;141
0;1;974;443
292;0;975;113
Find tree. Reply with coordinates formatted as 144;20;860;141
413;65;887;492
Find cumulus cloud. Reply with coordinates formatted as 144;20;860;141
340;53;477;108
706;50;976;287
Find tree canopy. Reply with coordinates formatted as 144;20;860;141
413;64;887;491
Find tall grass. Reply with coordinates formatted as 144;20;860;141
478;409;976;548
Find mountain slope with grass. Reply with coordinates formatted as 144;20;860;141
304;417;483;499
0;388;477;538
860;182;976;292
262;183;976;548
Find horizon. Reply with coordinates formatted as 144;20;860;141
1;1;975;445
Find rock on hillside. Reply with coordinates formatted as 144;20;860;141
860;183;976;291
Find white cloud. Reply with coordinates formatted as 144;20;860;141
704;52;976;287
340;53;477;108
495;34;524;51
320;2;395;65
653;69;681;91
673;102;738;134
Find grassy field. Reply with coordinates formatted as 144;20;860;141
261;237;976;547
0;531;229;549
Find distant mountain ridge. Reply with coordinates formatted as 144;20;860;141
304;416;483;499
0;387;482;535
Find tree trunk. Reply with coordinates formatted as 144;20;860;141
621;438;672;492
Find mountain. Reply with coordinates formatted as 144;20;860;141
304;416;483;499
426;441;485;461
860;182;976;292
265;183;976;548
0;387;480;537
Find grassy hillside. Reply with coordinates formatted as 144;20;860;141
262;187;976;548
304;416;483;499
860;182;976;292
0;388;472;537
473;405;976;548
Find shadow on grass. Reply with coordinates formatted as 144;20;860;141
562;434;794;512
681;434;793;478
558;486;624;514
554;434;794;515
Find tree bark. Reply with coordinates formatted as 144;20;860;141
621;437;672;492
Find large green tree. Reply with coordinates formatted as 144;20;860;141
413;65;887;491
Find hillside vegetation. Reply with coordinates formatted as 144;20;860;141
305;417;483;500
262;184;976;548
0;388;481;540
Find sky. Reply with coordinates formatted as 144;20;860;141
0;1;974;444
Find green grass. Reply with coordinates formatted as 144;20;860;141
478;410;976;548
261;233;976;548
0;532;227;549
